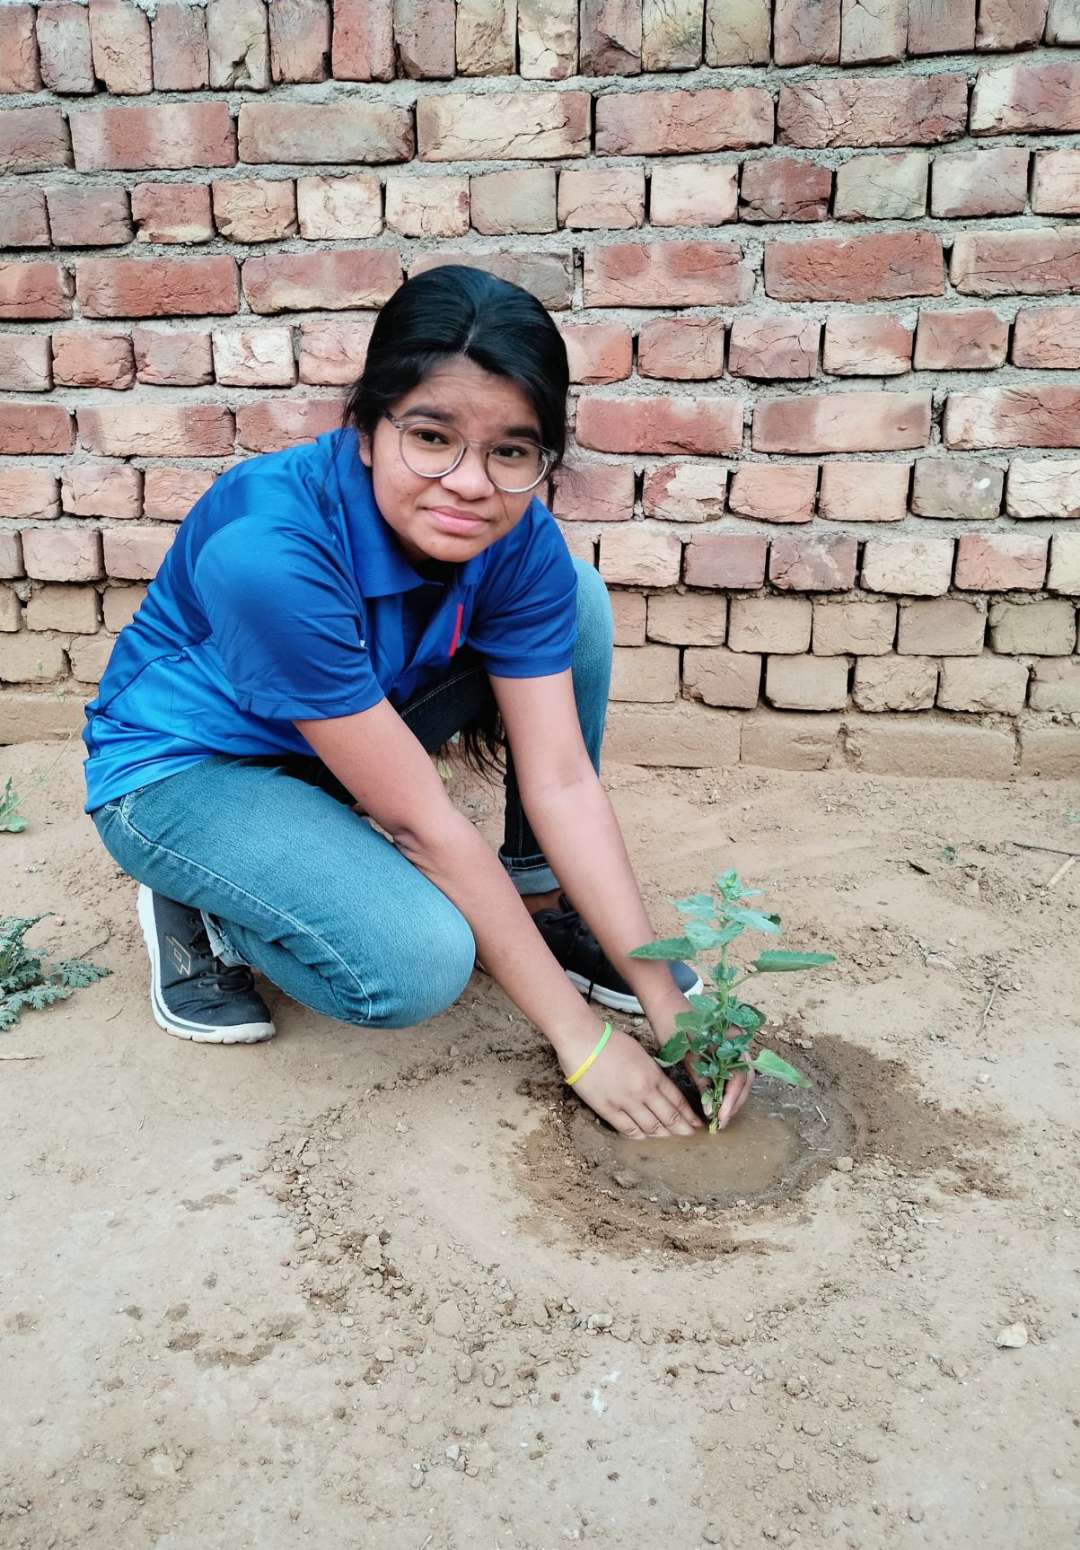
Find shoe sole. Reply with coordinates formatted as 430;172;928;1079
564;969;704;1016
137;886;276;1045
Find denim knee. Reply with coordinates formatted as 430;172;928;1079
570;558;613;705
333;903;477;1030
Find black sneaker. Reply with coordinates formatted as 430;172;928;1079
136;885;275;1044
532;894;703;1016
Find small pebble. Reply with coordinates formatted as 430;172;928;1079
833;1156;854;1174
995;1323;1028;1349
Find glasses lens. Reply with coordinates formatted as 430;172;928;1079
398;421;548;493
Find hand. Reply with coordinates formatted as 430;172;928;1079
647;996;756;1132
558;1024;705;1139
710;1066;755;1130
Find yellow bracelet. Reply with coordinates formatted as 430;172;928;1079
564;1021;613;1087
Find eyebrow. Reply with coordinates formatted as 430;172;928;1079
399;404;542;442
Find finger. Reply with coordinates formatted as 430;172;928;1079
717;1070;753;1130
662;1077;706;1131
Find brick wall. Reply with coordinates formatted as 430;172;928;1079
1;0;1079;779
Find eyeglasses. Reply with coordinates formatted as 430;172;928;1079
384;412;555;494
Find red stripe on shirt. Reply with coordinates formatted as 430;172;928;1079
448;602;463;657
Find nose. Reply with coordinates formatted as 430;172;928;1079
438;442;495;500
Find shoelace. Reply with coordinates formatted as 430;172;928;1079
189;927;255;994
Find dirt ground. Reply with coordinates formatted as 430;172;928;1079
2;738;1079;1550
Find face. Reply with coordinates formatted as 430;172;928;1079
358;356;546;567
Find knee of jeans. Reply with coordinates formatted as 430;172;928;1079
356;907;477;1030
572;557;614;655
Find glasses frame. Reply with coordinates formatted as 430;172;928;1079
383;411;555;495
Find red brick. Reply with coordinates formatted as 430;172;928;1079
730;464;816;523
938;655;1029;715
78;404;234;458
103;526;175;582
730;595;811;652
970;59;1080;135
840;0;905;61
648;592;727;646
739;156;831;223
133;327;214;387
102;584;146;632
470;169;554;235
1048;535;1080;594
207;0;270;89
853;655;937;712
132;183;214;244
70;103;235;172
955;533;1047;592
769;534;857;591
418;92;588;161
611;591;646;645
594;88;772;156
976;0;1048;49
684;534;767;589
611;644;679;703
299;174;382;239
579;0;641;73
819;461;909;523
780;74;967;148
0;5;40;91
46;186;133;247
728;315;819;380
1029;658;1080;714
25;586;102;636
235;397;343;452
332;0;394;80
944;388;1080;451
1047;0;1080;42
638;318;725;381
0;108;71;175
643;463;728;522
457;0;516;74
0;533;24;579
897;597;986;656
649;163;738;227
560;323;633;385
0;336;51;393
62;458;142;520
813;599;896;656
52;331;134;389
644;0;705;68
388;174;469;237
23;526;103;582
914;309;1008;371
244;250;401;314
558;168;644;230
989;599;1076;656
213;326;295;387
952;231;1080;298
912;458;1003;521
1006;458;1080;520
704;0;770;64
67;634;116;686
907;0;976;52
930;148;1029;218
0;469;59;522
143;467;217;522
36;2;95;94
297;317;375;384
0;187;49;249
584;240;751;308
599;526;682;587
684;647;760;709
551;462;635;522
766;654;848;711
77;257;237;320
239;99;413;164
740;708;841;769
268;0;329;80
1032;150;1080;216
415;251;576;312
862;538;954;596
765;232;943;303
773;0;838;63
578;394;743;456
0;262;73;322
518;0;578;79
395;0;456;78
0;632;67;681
834;151;928;220
88;0;152;93
212;179;296;242
823;313;913;375
150;0;210;89
0;404;73;455
753;391;931;454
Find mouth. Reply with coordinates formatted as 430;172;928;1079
426;506;490;537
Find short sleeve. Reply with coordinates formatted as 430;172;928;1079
193;519;385;722
467;505;578;678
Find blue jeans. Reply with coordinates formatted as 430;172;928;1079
91;560;613;1030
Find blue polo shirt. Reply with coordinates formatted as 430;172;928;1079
82;427;578;813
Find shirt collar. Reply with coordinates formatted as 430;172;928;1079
326;427;487;599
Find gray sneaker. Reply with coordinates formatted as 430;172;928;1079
136;885;275;1044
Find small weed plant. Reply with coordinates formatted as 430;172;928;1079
0;778;26;833
0;915;110;1032
630;870;835;1133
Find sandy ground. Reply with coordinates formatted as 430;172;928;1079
2;739;1079;1550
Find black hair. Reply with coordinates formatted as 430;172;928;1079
341;264;571;780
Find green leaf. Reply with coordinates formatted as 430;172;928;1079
751;950;835;973
726;907;782;936
656;1031;690;1066
674;893;715;919
684;918;723;951
752;1048;811;1087
726;1002;765;1032
629;935;697;961
0;777;26;834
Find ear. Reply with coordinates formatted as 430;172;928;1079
357;430;373;469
